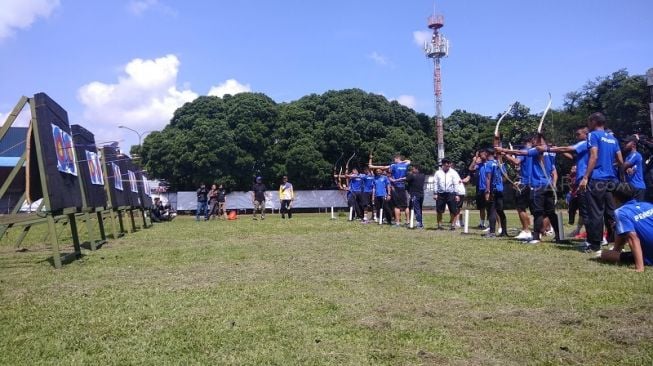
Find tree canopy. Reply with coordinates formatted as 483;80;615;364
140;69;651;190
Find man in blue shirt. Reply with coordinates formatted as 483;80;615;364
483;149;508;238
498;133;559;244
468;150;489;229
598;184;653;272
346;168;364;221
502;135;535;240
623;135;646;201
548;127;590;238
360;167;376;223
369;154;411;227
372;168;392;224
579;112;624;251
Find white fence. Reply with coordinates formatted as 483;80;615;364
154;189;439;211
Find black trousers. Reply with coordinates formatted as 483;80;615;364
374;196;392;224
585;180;616;245
568;194;580;225
530;186;559;241
488;191;507;234
281;200;292;218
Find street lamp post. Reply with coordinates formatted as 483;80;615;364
118;125;150;147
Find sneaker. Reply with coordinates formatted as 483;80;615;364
261;216;265;220
568;228;580;238
361;219;369;224
497;228;503;235
476;224;486;229
482;233;496;239
436;225;444;230
482;227;490;233
515;231;533;241
574;232;587;240
497;233;509;238
393;223;401;228
601;237;608;246
578;242;600;253
544;229;555;237
449;226;456;231
526;239;541;245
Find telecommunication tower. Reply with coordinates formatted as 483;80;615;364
424;12;449;163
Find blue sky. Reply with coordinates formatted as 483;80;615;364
1;0;651;150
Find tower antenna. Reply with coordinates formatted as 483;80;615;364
424;7;449;164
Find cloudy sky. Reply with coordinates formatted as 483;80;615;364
0;0;651;150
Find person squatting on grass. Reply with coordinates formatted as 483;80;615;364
279;176;294;219
598;183;653;272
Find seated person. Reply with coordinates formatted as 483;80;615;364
598;184;653;272
151;198;163;222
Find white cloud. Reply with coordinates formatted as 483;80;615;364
413;30;431;47
207;79;251;97
78;54;199;140
127;0;176;17
368;51;388;66
394;95;417;109
0;0;59;40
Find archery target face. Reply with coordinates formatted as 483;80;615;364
128;170;138;193
112;162;123;191
86;150;104;185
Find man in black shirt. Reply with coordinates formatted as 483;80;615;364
406;165;426;228
251;177;266;220
196;183;208;221
217;184;227;219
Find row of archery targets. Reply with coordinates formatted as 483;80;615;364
0;93;154;268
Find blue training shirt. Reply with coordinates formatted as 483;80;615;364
362;174;375;193
349;174;364;192
587;130;619;181
485;160;505;192
626;151;646;190
527;148;555;188
390;162;410;188
373;175;390;197
615;200;653;266
478;161;488;191
518;153;532;187
573;141;589;184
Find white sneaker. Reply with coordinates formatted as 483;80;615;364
601;237;608;245
526;239;540;245
544;229;555;237
515;231;533;241
594;250;603;258
497;228;503;234
482;227;490;232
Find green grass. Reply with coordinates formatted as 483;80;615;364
1;211;652;365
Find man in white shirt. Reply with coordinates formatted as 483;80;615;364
433;158;461;230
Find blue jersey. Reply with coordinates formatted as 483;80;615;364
573;141;589;184
587;130;619;181
478;162;488;191
474;162;484;189
527;148;555;188
349;174;364;192
518;153;532;186
373;175;390;197
626;151;645;190
615;200;653;266
362;174;375;193
390;162;410;188
485;160;504;192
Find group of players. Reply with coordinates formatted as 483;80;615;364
336;112;652;272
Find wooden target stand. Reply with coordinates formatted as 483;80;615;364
0;94;148;268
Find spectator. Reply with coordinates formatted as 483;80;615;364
279;176;295;219
196;183;208;221
252;177;266;220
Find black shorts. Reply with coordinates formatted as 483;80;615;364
515;185;531;211
436;192;459;215
475;192;486;210
530;186;555;215
392;186;408;208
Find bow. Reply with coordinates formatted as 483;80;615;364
493;102;519;190
537;92;552;134
333;152;344;189
344;152;356;187
536;93;558;205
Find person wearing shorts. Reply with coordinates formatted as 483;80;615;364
433;158;461;230
369;154;411;227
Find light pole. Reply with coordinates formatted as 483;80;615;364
118;125;150;147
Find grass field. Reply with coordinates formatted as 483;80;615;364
1;211;652;365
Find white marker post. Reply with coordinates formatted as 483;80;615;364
556;211;565;241
378;209;383;225
463;209;470;234
409;209;415;229
349;207;353;221
330;206;335;220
